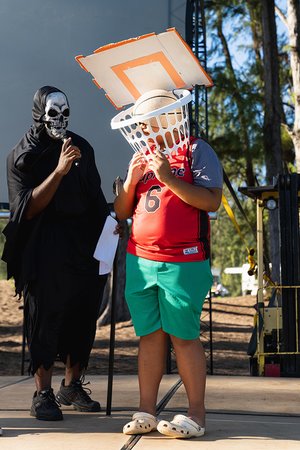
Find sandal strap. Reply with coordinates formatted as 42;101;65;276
132;412;157;423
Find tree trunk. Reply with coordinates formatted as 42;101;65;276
287;0;300;171
261;0;283;283
247;0;264;80
262;0;283;180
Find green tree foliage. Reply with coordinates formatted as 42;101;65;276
211;185;257;296
205;2;262;293
207;2;266;182
204;1;294;292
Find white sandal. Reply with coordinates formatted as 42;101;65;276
123;412;158;435
157;414;205;438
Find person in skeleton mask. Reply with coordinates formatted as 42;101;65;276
2;86;110;421
114;89;223;438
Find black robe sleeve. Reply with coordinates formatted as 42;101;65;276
2;149;41;294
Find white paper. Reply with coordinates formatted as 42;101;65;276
93;215;119;275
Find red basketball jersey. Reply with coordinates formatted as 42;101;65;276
127;144;210;262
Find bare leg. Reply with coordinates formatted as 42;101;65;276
64;355;81;385
138;329;168;416
35;366;53;392
170;336;206;426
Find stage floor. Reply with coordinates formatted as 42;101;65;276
1;375;300;449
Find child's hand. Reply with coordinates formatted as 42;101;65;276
149;150;172;185
114;222;125;238
127;152;146;185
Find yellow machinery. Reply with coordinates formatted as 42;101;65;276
240;174;300;377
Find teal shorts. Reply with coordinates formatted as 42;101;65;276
125;254;213;340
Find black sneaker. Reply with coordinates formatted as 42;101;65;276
30;388;63;421
56;378;101;412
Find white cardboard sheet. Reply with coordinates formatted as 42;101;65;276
76;28;213;109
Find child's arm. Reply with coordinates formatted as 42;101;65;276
114;152;146;220
163;177;222;211
149;150;222;211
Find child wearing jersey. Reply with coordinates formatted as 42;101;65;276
114;90;223;439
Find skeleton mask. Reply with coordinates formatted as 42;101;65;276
43;92;70;139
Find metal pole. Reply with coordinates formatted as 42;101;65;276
257;200;264;303
256;199;265;376
106;251;118;415
208;293;213;375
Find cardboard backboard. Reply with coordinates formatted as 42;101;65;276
76;28;213;109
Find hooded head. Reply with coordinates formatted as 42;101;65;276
32;86;70;140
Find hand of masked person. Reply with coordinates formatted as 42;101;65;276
56;137;81;175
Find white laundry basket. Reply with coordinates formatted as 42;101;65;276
111;89;192;156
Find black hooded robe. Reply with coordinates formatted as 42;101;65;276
2;86;110;374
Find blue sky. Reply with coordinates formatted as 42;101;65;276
207;1;288;71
